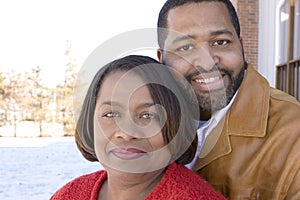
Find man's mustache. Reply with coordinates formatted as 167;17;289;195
185;65;231;82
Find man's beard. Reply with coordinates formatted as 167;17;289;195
187;62;246;114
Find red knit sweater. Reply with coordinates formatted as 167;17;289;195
51;162;226;200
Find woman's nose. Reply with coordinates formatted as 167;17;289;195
114;119;141;141
114;129;139;141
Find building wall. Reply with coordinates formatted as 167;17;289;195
231;0;278;86
234;0;295;87
237;0;259;69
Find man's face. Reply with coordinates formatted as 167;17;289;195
158;2;245;115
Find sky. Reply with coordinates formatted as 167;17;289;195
0;0;165;86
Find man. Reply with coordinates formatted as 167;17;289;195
156;0;300;199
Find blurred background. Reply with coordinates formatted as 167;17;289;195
0;1;165;199
1;0;299;137
0;0;165;137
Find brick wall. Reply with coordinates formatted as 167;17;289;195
237;0;259;68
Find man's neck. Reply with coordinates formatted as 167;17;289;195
199;89;241;122
200;111;211;121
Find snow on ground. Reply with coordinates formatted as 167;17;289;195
0;137;102;200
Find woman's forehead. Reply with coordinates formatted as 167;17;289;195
97;71;152;105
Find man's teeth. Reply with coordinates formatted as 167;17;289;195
195;76;221;84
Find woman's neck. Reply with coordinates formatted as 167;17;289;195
98;168;166;200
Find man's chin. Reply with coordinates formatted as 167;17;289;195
198;94;227;113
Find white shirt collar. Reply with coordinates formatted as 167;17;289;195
186;90;239;169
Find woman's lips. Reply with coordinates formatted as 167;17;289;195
111;147;146;160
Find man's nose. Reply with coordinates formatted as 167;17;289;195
190;46;219;72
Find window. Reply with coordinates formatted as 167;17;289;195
276;0;300;101
294;0;300;59
278;0;289;63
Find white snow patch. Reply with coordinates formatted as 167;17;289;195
0;137;102;200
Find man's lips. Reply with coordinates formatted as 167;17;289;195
194;76;222;84
111;147;147;160
191;72;226;91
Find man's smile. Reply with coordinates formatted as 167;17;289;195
191;72;227;92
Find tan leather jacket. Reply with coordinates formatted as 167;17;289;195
193;65;300;199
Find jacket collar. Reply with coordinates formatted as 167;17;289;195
226;64;270;137
194;65;270;169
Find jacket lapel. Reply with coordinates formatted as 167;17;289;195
193;65;270;171
194;116;231;169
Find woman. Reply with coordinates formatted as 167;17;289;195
51;55;226;199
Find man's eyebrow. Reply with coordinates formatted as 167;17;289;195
171;29;233;44
172;34;196;44
210;29;234;37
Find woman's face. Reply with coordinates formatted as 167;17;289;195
94;70;172;173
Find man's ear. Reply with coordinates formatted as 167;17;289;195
240;37;244;48
157;49;163;63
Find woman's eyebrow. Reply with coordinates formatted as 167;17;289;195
99;101;121;107
135;102;156;110
99;101;155;110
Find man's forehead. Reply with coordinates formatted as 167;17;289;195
166;1;231;28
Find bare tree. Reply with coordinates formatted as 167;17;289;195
1;67;53;137
26;66;53;137
0;71;6;127
56;42;78;136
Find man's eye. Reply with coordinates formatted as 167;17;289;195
103;111;120;118
178;44;194;51
213;40;229;46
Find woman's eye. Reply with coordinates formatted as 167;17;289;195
140;112;157;120
213;40;229;46
103;111;120;118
